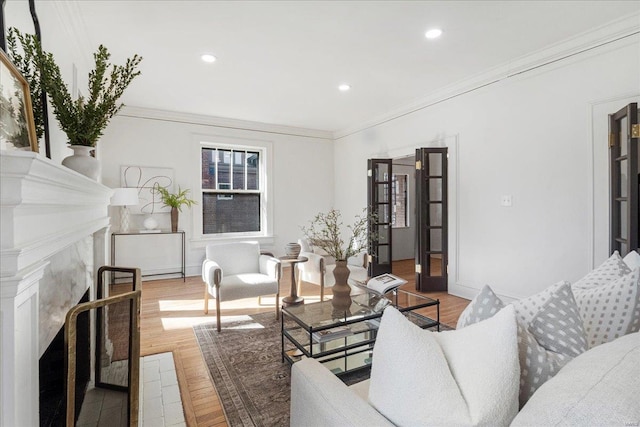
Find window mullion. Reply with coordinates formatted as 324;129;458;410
214;149;219;191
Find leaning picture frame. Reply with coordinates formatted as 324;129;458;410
0;48;39;152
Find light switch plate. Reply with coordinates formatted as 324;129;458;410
501;195;513;207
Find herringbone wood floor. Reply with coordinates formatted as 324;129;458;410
139;259;470;426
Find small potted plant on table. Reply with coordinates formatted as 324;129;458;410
155;185;197;232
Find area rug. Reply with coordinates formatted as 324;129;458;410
194;312;452;427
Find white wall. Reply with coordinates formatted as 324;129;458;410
333;35;640;301
98;109;334;277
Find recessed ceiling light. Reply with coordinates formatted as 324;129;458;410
338;84;351;91
425;28;443;39
201;54;217;63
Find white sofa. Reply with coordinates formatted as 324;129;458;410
290;250;640;426
291;331;640;426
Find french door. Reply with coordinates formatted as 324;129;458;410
415;148;448;291
609;103;639;255
367;159;393;276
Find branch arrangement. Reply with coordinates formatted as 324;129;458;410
301;208;376;261
7;27;142;147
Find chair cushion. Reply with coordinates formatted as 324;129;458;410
213;273;279;301
205;242;261;276
368;305;519;426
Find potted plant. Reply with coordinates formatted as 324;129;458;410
301;208;375;305
155;185;197;232
36;37;142;179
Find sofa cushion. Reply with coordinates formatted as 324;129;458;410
573;251;631;290
573;267;640;348
511;331;640;426
368;305;519;426
457;282;587;408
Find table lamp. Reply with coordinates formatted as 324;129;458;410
110;188;139;233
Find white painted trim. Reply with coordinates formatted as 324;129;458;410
335;12;640;140
119;106;334;141
190;133;275;243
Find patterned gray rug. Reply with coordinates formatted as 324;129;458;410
194;311;452;427
194;313;290;427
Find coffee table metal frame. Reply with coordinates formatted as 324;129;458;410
281;288;440;377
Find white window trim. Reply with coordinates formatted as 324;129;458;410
190;133;274;247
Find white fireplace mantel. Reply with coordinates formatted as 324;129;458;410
0;151;112;427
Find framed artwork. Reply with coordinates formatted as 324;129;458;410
120;166;174;214
0;49;39;152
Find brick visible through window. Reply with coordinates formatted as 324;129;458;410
201;146;263;234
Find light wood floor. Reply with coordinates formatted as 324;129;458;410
139;259;470;426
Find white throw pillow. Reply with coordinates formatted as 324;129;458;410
368;305;519;426
623;250;640;270
458;282;588;407
573;267;640;348
573;251;631;290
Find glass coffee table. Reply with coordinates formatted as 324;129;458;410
281;288;440;377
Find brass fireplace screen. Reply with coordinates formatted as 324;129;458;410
64;266;141;426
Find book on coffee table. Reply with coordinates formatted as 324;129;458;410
312;325;353;343
357;273;407;295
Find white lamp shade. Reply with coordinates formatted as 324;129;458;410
110;188;139;206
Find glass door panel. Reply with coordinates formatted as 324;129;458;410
415;148;448;291
368;159;393;276
609;103;639;256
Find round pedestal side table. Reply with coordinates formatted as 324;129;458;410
279;256;308;306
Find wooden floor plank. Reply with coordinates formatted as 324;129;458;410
139;259;469;426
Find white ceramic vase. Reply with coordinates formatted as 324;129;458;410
143;216;159;230
62;145;101;180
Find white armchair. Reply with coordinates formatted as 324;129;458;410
296;238;368;301
202;241;281;332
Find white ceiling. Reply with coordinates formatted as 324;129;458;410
29;1;640;133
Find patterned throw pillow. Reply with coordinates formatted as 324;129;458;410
459;282;588;408
517;324;571;405
511;281;568;325
573;267;640;348
456;285;504;328
573;251;631;290
528;284;588;357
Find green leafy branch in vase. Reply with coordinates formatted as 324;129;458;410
154;185;197;211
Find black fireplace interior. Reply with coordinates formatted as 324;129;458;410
39;290;91;427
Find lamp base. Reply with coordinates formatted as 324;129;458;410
120;206;131;233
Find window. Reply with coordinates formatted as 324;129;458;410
201;146;263;234
391;174;408;228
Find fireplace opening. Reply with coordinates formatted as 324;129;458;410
39;290;91;427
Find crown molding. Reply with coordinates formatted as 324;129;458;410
118;105;334;141
334;12;640;140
